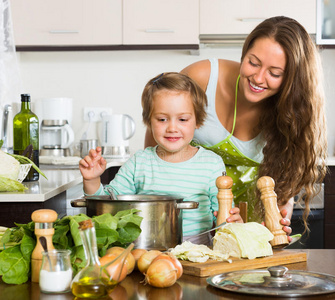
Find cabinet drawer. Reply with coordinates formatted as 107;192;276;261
325;194;335;225
123;0;199;45
11;0;122;46
200;0;316;35
324;166;335;195
325;224;335;249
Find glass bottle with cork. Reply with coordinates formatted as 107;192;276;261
13;93;39;181
71;219;133;299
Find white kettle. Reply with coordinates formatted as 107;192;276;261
101;114;136;158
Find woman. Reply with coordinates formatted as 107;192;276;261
145;16;328;237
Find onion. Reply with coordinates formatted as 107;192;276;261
131;248;148;270
106;246;135;275
152;253;183;279
137;250;162;274
145;259;177;288
100;253;128;282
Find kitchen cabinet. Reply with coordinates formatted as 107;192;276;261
323;166;335;249
11;0;122;47
11;0;199;50
200;0;316;36
123;0;199;45
316;0;335;45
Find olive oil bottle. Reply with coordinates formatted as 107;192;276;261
13;94;39;181
71;219;108;299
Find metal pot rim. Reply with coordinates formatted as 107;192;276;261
85;194;184;202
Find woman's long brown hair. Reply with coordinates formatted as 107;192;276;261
241;16;328;231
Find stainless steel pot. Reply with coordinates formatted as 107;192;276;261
71;194;199;250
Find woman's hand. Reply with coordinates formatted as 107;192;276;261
280;208;293;242
79;147;107;180
214;207;244;223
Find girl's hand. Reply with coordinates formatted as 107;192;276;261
213;207;244;223
79;147;107;180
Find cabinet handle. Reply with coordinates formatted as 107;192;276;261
49;30;79;34
145;29;175;33
238;18;265;23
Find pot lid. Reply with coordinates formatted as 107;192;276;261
206;266;335;297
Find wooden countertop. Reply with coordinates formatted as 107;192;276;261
0;160;124;203
0;250;334;300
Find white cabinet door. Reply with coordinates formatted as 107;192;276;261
11;0;122;46
123;0;199;45
200;0;316;35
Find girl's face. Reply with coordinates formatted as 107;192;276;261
150;90;197;162
240;37;286;104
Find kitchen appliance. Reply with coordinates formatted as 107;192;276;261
71;194;199;250
289;183;324;249
37;98;74;157
100;114;135;159
0;104;13;153
80;139;98;157
40;120;74;156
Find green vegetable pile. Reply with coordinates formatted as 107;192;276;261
0;210;142;284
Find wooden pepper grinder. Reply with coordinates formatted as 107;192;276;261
256;176;289;248
216;171;234;225
31;209;58;283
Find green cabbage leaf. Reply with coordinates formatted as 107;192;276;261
213;222;274;259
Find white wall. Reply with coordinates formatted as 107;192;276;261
15;46;335;156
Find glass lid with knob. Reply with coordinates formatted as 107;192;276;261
207;266;335;297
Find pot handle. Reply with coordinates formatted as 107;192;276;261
71;198;87;207
176;201;199;209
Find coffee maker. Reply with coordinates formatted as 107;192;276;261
37;98;74;157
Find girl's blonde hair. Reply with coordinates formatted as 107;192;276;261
141;72;207;128
242;16;327;230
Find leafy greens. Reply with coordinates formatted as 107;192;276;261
0;210;142;284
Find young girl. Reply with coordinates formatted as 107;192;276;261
79;72;235;245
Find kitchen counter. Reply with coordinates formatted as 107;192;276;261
327;156;335;166
0;249;334;300
0;160;125;227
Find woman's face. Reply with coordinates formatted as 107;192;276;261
240;37;286;104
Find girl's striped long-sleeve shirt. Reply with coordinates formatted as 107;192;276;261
93;146;225;237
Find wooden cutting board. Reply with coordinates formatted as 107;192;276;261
180;249;307;277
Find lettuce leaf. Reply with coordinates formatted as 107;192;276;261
0;176;27;192
0;234;35;284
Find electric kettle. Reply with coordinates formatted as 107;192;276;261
101;114;136;158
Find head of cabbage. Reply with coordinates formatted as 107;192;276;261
213;222;274;260
0;148;27;192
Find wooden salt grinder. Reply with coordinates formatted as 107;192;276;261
256;176;289;248
216;171;234;225
31;209;58;283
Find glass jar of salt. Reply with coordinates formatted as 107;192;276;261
39;249;73;294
